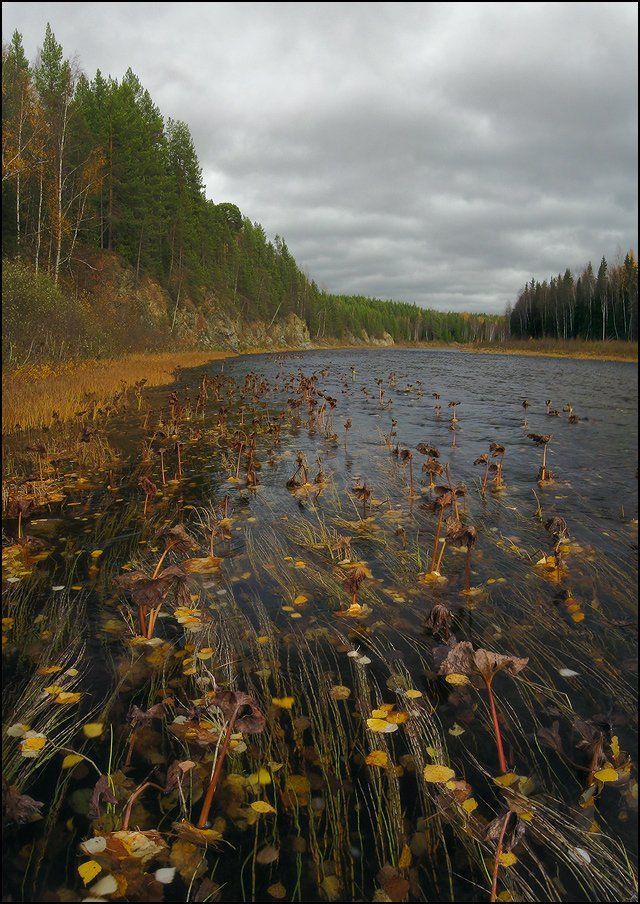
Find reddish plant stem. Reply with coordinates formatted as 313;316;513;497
197;708;240;828
121;780;165;831
125;728;137;768
489;810;513;902
484;677;508;774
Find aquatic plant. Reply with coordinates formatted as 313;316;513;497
436;641;528;774
527;432;554;483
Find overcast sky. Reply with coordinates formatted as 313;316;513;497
3;2;638;312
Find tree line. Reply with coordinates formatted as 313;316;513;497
508;254;637;341
2;24;506;350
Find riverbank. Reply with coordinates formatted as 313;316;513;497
3;338;637;434
460;338;638;363
1;350;236;433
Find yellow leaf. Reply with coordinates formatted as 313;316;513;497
405;689;423;699
54;692;82;705
286;774;310;795
462;797;478;813
62;754;84;769
248;768;272;786
610;736;620;759
90;550;103;558
293;594;308;605
78;860;102;885
498;852;518;867
365;750;389;768
494;773;519;787
251;801;276;814
594;767;618;783
386;711;409;724
423;764;455;783
398;843;412;868
445;673;470;686
82;723;104;738
367;718;390;733
272;697;295;709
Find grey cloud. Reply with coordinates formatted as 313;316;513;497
3;1;637;312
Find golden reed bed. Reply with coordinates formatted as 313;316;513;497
2;350;236;433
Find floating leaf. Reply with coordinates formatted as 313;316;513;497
365;750;389;768
83;723;104;738
78;860;102;885
272;697;295;709
494;773;519;787
498;852;518;867
462;797;478;813
423;764;455;783
445;673;470;686
251;800;276;814
61;753;84;769
329;685;351;700
594;767;619;783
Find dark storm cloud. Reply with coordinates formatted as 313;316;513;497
3;1;637;312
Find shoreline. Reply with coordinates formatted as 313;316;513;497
3;340;637;434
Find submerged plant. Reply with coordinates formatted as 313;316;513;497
197;690;265;828
446;522;478;593
436;641;528;774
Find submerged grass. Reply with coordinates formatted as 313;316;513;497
1;350;637;902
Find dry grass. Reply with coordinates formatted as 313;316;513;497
465;338;638;362
2;350;236;433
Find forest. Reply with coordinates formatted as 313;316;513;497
2;25;505;362
508;255;638;341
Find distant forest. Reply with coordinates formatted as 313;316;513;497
508;255;638;341
2;24;505;352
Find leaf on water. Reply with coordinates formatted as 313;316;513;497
462;797;478;813
494;773;519;787
445;673;470;686
183;556;223;574
155;867;176;884
62;754;84;769
398;844;412;868
83;723;104;738
251;800;276;814
267;883;287;899
405;689;423;698
594;767;619;783
78;860;102;885
80;836;107;855
256;845;280;865
367;718;398;734
90;874;118;896
365;750;389;768
54;691;82;704
271;697;295;709
423;764;455;783
329;685;351;700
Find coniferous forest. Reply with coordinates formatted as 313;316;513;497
508;257;638;342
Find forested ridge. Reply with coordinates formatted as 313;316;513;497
2;24;504;362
